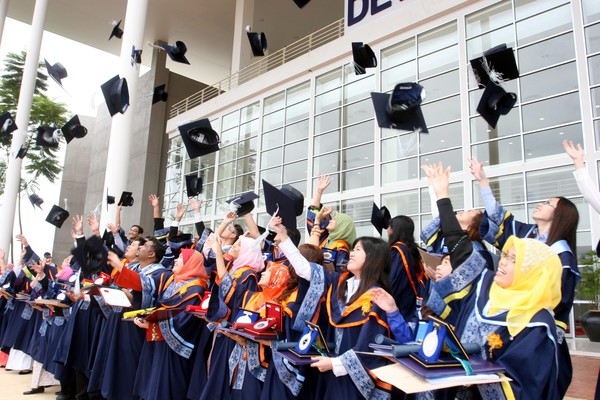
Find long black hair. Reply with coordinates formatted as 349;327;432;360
547;197;579;258
387;215;423;276
338;236;391;305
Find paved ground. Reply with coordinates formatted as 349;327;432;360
0;354;597;399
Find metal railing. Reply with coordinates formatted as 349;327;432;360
170;18;345;118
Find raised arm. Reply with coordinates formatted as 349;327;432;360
270;220;311;280
308;206;332;247
188;198;206;235
311;173;332;208
563;139;600;214
468;157;496;215
244;213;261;239
209;236;228;280
216;211;237;238
149;194;161;219
421;164;439;219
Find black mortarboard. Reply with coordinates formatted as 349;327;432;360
0;111;17;135
262;179;304;232
107;193;115;205
469;44;519;89
371;203;391;235
16;145;28;159
61;115;88;143
178;119;220;159
476;83;517;129
28;193;44;209
185;174;203;198
101;75;129;116
225;192;259;216
44;59;67;87
169;233;194;250
152;84;168;104
257;225;277;243
161;41;190;65
45;204;69;228
247;31;267;57
118;191;134;207
131;45;142;65
371;82;428;133
109;20;123;40
293;0;311;7
36;125;61;148
352;42;377;75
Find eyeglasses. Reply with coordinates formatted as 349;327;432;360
499;250;516;264
541;200;556;209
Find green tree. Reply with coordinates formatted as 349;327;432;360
0;51;68;195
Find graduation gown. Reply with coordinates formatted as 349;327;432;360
389;242;421;328
480;200;577;396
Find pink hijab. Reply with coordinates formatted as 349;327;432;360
230;236;265;275
175;249;208;283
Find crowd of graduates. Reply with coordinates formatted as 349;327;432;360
0;140;593;400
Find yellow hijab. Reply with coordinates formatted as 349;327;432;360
489;236;562;337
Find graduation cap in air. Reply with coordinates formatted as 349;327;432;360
131;45;142;65
161;41;190;65
226;192;259;217
352;42;377;75
292;0;311;7
476;82;517;129
257;225;277;244
185;174;203;198
106;191;115;212
178;119;220;159
371;203;391;236
44;59;68;87
109;20;123;40
16;145;28;159
371;82;428;133
101;75;129;116
0;111;17;135
36;125;61;148
246;29;267;57
169;233;194;251
152;84;168;104
469;44;519;89
118;191;134;207
61;115;88;143
46;204;69;228
28;193;44;209
262;179;304;232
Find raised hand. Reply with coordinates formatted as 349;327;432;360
315;205;333;224
429;162;451;199
223;211;237;225
87;213;100;234
148;194;160;208
188;197;202;213
175;203;186;221
15;234;29;247
371;288;399;313
269;217;289;244
316;173;332;194
107;222;120;235
72;215;84;236
468;157;487;183
563;139;585;169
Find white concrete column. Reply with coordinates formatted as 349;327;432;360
231;0;255;75
0;0;47;253
100;0;148;229
0;0;10;46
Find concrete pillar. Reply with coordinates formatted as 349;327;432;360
0;0;48;253
100;0;148;229
0;0;10;46
231;0;255;76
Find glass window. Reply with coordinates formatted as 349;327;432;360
342;166;373;190
283;160;308;183
343;121;374;148
418;46;458;79
219;144;237;162
344;75;376;104
222;110;239;131
381;62;417;93
466;1;513;38
522;92;581;132
381;39;416;70
418;22;457;56
419;70;460;102
472;137;522;166
287;81;310;105
240;102;260;124
235;173;255;193
343;143;373;170
262;128;284;150
470;107;521;143
240;119;259;140
588;54;600;86
523;124;583;161
420;121;462;153
286;100;309;125
237;137;257;155
519;62;578;103
316;68;342;95
341;197;373;222
313;152;339;175
284;140;308;163
518;33;575;73
473;173;524;208
344;98;373;126
585;23;600;54
382;190;420;216
466;25;514;65
420;148;464;173
260;167;282;186
261;148;282;169
314;130;340;154
515;0;568;20
421;96;461;128
315;88;342;114
381;158;419;185
315;109;341;134
264;92;285;114
220;127;239;147
583;0;600;24
286;119;309;142
263;109;285;131
591;87;600;118
381;133;419;162
526;166;580;201
516;4;572;46
218;160;236;180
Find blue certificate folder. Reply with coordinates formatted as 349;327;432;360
397;355;504;379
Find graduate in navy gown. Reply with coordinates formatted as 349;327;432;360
425;162;561;400
274;222;394;400
469;157;579;398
